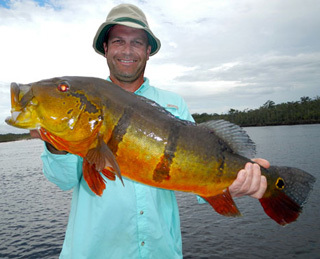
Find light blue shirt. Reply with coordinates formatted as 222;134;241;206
41;78;194;259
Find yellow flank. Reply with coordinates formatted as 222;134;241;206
113;121;234;196
115;123;167;183
169;145;232;196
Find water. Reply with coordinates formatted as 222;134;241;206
0;140;71;258
0;125;319;258
178;124;320;259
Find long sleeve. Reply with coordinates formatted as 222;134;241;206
41;144;83;191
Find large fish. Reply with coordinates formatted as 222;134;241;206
6;76;315;225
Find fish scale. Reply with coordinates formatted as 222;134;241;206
5;76;316;225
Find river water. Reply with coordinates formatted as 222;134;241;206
0;124;319;258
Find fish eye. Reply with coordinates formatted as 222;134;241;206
58;82;70;92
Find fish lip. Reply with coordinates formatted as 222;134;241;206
5;114;37;129
10;82;34;109
11;82;20;96
6;82;37;128
10;82;21;108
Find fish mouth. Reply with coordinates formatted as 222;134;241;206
5;82;38;129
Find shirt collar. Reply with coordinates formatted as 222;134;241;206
106;77;150;94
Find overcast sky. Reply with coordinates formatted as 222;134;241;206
0;0;319;133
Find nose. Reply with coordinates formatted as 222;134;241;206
121;42;133;56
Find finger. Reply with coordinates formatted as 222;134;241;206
252;158;270;169
228;169;246;197
246;163;262;195
239;162;254;194
30;129;41;139
250;175;267;199
230;163;254;197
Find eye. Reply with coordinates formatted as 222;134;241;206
58;82;70;92
134;40;143;45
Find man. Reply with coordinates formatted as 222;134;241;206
32;4;268;258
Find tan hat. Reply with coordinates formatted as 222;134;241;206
93;4;161;56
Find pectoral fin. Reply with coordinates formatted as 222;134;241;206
84;135;124;195
202;188;242;217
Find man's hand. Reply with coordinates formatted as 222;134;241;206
229;158;270;199
30;129;41;139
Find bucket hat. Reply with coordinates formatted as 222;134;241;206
93;4;161;56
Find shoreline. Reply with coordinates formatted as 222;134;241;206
0;133;31;143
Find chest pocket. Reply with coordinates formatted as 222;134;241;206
165;104;180;118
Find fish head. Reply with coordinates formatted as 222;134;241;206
6;77;103;141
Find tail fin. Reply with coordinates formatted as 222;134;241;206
259;166;316;225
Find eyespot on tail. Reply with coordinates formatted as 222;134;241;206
259;166;316;225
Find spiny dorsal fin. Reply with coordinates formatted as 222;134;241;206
199;120;256;158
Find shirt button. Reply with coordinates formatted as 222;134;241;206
140;210;144;215
141;241;145;246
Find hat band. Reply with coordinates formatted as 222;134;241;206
113;17;147;28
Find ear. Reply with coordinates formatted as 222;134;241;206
103;42;108;57
146;45;151;61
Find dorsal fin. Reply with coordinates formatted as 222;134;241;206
199;120;256;158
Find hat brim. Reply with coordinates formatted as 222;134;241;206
93;21;161;56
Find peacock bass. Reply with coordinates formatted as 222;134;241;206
5;76;316;225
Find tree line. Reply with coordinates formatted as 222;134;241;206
0;133;31;143
192;96;320;126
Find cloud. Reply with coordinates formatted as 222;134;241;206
1;0;320;133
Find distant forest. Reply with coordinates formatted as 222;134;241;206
192;96;320;126
0;133;30;143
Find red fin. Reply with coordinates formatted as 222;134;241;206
259;165;315;225
101;168;116;181
259;192;301;226
202;188;242;217
39;127;93;156
39;128;71;153
85;135;123;186
82;159;106;196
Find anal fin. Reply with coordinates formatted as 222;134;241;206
202;188;242;217
82;159;106;196
101;168;116;181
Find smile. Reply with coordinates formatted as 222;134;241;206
119;59;136;63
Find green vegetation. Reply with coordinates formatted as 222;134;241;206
0;133;31;143
193;96;320;126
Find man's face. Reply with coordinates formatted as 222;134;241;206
103;25;151;83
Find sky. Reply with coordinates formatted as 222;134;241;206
0;0;319;133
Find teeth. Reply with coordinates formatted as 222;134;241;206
120;60;135;63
